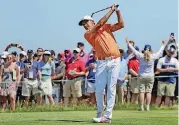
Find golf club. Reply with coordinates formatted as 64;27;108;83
91;5;119;17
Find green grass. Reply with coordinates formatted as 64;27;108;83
0;110;177;125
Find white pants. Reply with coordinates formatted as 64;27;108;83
95;57;120;118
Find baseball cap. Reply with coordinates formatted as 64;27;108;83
73;48;81;53
20;51;27;56
58;53;64;58
43;50;51;55
27;49;34;54
144;45;152;51
79;15;94;26
168;46;176;54
77;42;84;47
11;51;18;56
64;49;71;54
1;51;9;59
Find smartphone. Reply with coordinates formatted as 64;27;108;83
170;33;174;37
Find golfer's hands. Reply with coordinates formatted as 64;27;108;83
111;4;116;11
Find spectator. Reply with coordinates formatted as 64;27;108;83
63;48;85;106
52;53;66;104
127;46;140;104
38;50;55;105
125;37;166;111
156;46;179;107
124;40;135;59
0;54;20;111
86;49;97;106
11;51;18;63
16;51;27;104
117;48;128;104
23;50;41;106
77;42;89;64
64;49;72;65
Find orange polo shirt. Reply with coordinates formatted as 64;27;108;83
84;24;120;60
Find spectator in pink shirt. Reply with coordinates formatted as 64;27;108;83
77;42;89;64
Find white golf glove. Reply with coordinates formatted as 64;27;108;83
114;5;119;11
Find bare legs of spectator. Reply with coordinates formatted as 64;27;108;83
24;96;30;107
156;96;162;107
89;93;96;106
1;96;7;110
64;97;69;106
139;92;144;111
9;94;16;111
146;92;151;111
131;93;138;104
164;96;170;106
36;95;54;105
118;87;124;104
156;96;171;107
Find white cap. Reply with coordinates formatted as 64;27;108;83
79;15;94;26
73;48;81;53
43;51;51;55
1;51;9;59
20;51;27;56
89;53;94;56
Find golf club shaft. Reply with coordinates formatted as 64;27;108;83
91;5;119;17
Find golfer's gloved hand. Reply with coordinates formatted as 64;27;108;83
114;4;119;11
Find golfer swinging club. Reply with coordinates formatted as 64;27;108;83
79;4;124;123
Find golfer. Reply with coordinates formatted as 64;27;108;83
79;4;124;123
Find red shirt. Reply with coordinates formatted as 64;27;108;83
128;57;139;77
66;57;85;79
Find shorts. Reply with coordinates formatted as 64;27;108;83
63;78;82;98
138;76;154;93
1;80;16;96
157;81;176;97
87;81;95;93
129;77;139;93
22;78;39;97
39;78;53;96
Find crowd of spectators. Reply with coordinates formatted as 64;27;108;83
0;34;178;111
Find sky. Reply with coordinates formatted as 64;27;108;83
0;0;178;54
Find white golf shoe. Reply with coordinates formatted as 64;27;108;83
92;116;112;123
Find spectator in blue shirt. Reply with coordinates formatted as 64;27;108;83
117;48;128;104
86;49;97;106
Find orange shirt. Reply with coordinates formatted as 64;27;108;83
84;24;120;60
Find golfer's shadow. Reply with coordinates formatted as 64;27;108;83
37;119;86;123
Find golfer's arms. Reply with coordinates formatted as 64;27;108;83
111;10;124;32
89;9;114;33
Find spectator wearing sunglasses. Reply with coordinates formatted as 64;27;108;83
156;46;179;107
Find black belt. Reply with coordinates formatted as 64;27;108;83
67;77;80;80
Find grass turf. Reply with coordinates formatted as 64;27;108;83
0;110;177;125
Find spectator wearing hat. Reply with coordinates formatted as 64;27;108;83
63;48;85;106
77;42;89;64
51;53;66;104
38;50;55;105
117;48;128;104
11;51;18;63
156;46;179;107
16;51;27;104
77;42;89;97
125;37;166;111
85;49;97;106
23;50;41;106
64;49;72;65
1;51;9;64
127;46;140;104
0;54;20;111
